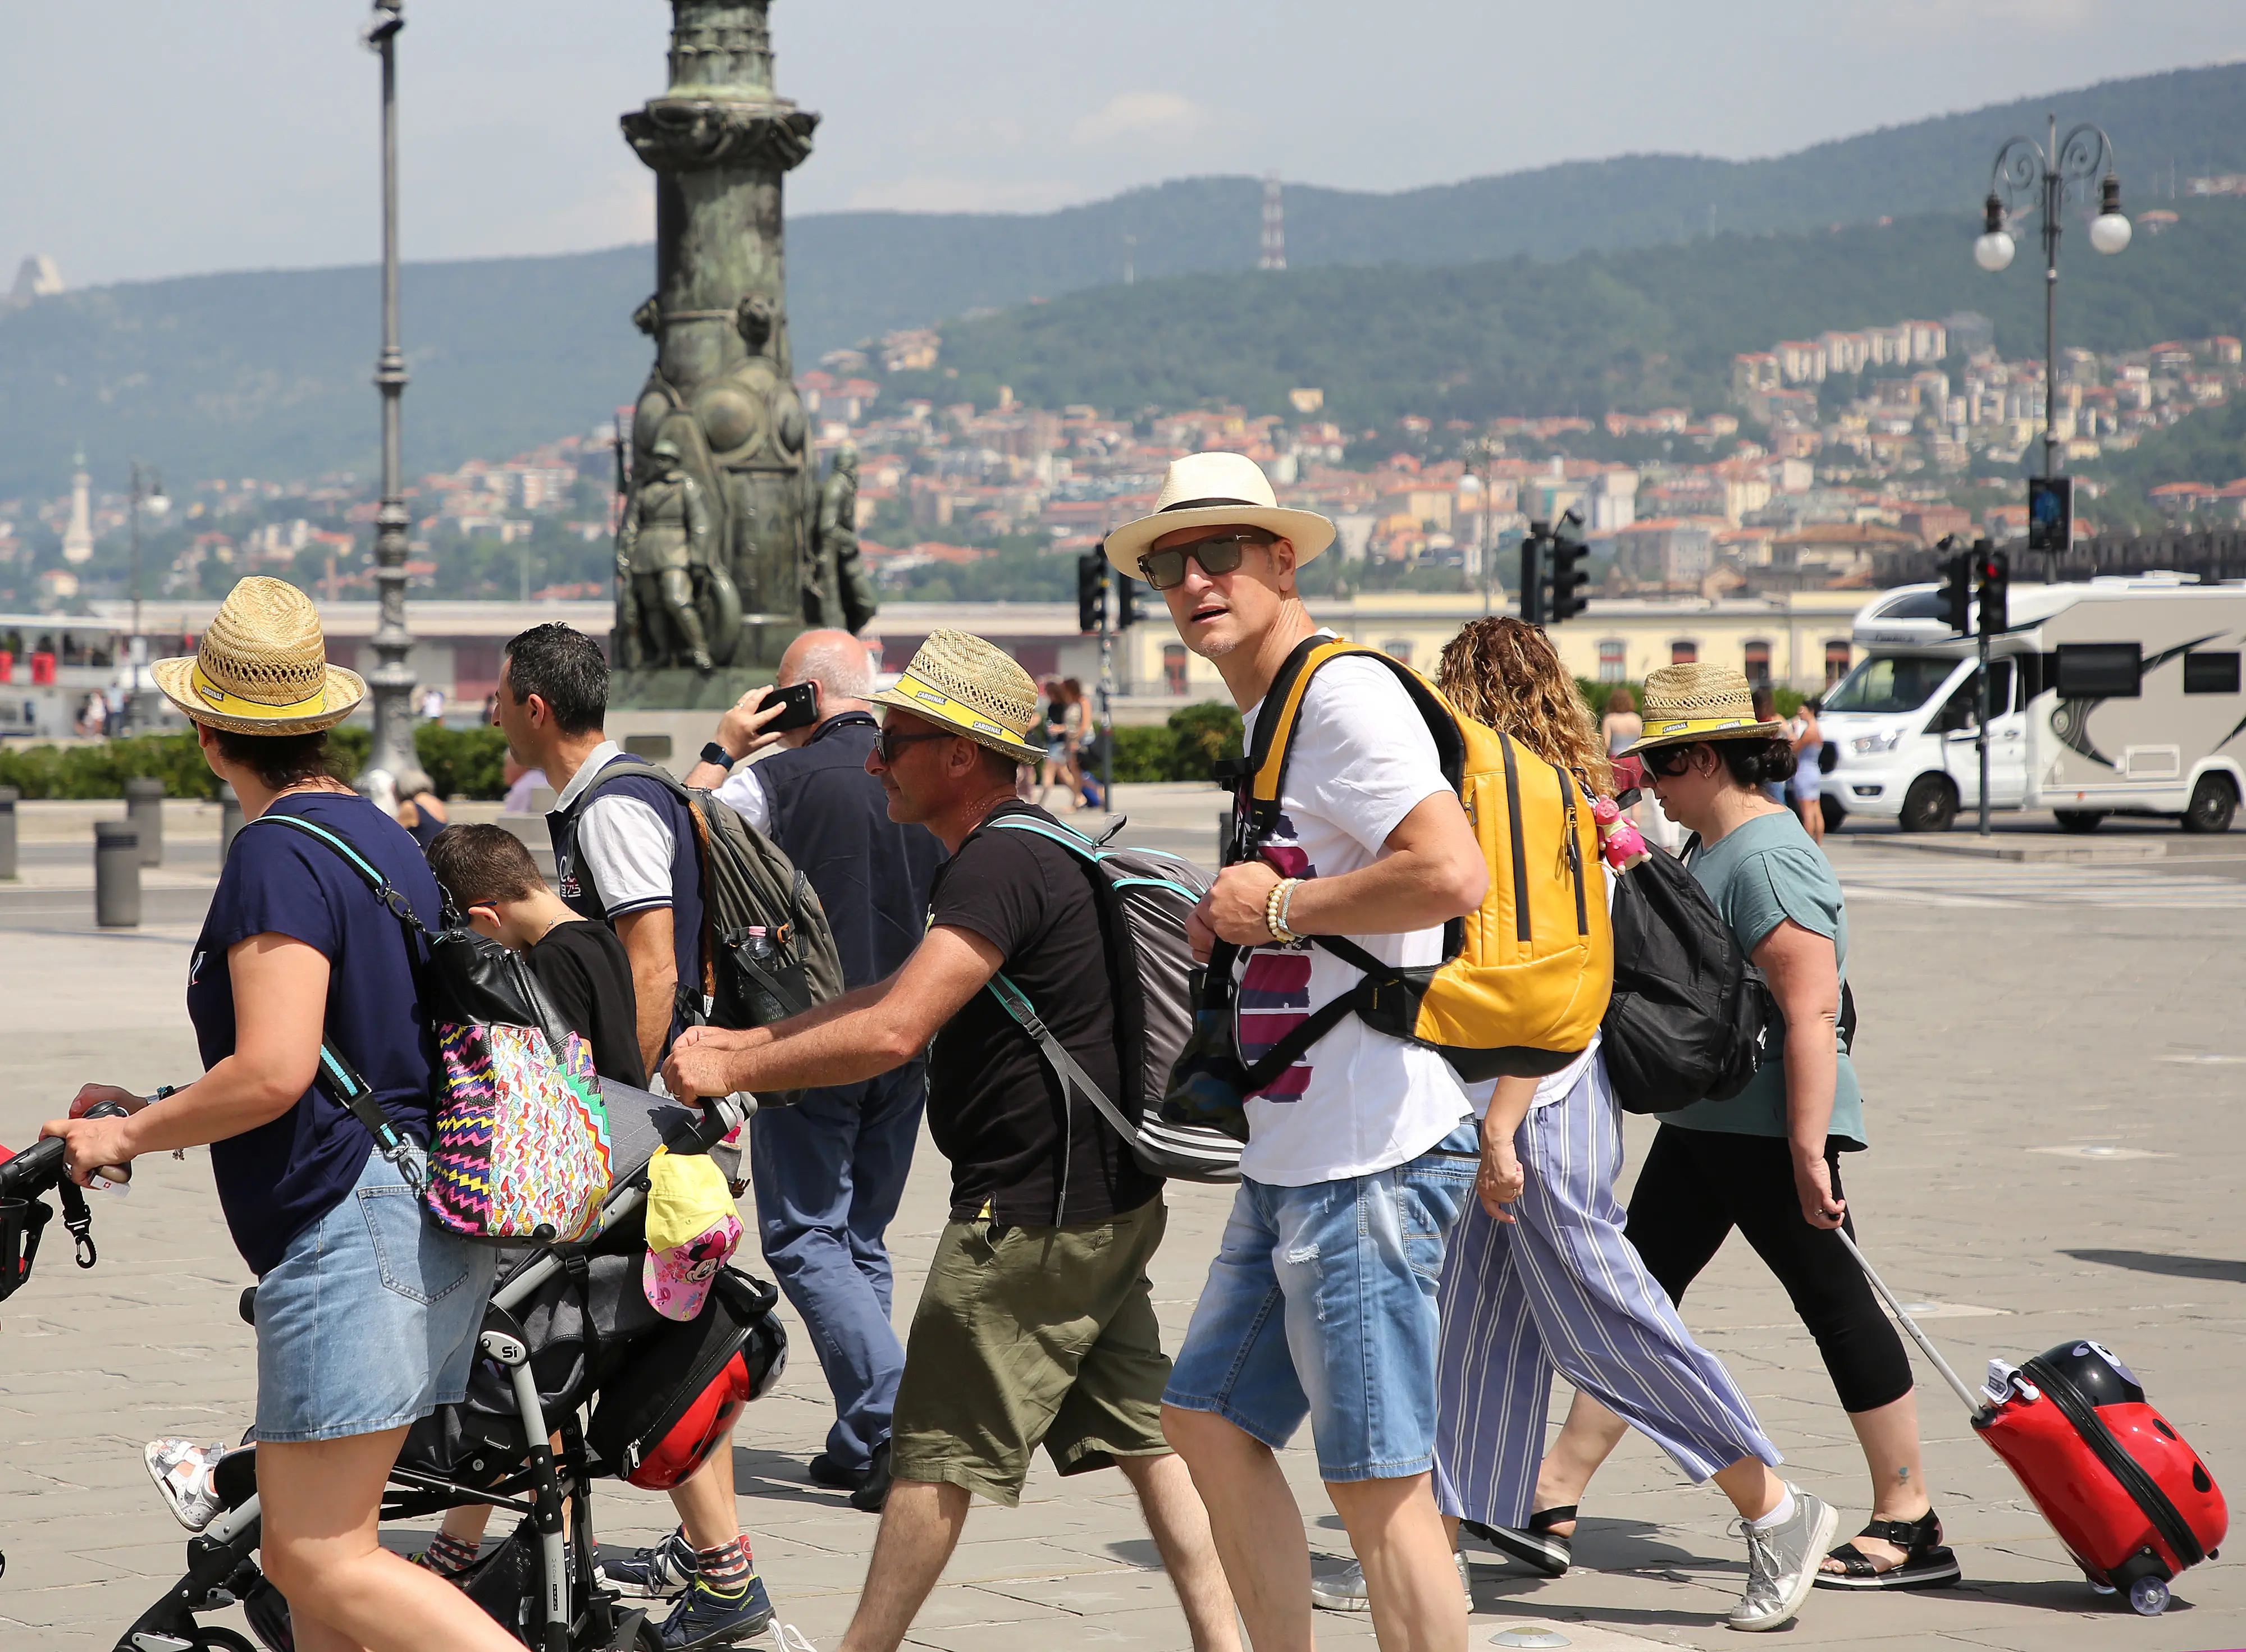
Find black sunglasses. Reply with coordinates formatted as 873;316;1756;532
874;727;955;765
1137;531;1275;592
1644;744;1702;778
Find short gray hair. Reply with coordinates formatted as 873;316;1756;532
782;629;874;700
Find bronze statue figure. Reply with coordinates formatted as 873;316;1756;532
810;442;878;635
616;438;739;673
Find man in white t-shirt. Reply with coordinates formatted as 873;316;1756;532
1108;453;1490;1651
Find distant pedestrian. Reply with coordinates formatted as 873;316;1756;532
1035;676;1069;807
1791;698;1827;845
499;753;547;815
393;767;449;852
683;630;947;1507
1600;684;1642;757
1752;688;1788;804
1536;664;1955;1594
419;685;446;721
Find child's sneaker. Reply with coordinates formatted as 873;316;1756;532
143;1438;229;1532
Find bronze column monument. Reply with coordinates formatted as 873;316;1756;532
614;0;843;696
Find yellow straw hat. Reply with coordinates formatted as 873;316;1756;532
1616;663;1788;758
150;576;366;736
869;629;1041;760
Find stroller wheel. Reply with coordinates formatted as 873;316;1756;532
183;1632;259;1652
2128;1576;2170;1617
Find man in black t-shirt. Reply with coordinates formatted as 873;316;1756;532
663;630;1238;1652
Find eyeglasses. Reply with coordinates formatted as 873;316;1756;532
873;727;955;766
1137;532;1275;591
1644;744;1701;778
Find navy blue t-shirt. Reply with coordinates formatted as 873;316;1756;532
186;792;442;1275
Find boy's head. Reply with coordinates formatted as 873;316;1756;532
427;823;552;944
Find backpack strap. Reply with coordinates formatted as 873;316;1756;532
245;814;430;1191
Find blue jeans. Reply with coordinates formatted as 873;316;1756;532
1165;1121;1478;1482
750;1062;925;1472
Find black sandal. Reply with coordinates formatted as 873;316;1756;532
1813;1509;1961;1590
1463;1505;1576;1578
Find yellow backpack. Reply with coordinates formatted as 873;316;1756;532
1236;637;1613;1080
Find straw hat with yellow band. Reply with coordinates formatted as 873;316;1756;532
1615;663;1788;758
869;628;1042;761
150;575;366;736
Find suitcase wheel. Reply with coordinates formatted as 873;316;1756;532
2128;1576;2170;1617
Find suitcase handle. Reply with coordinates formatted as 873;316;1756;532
1836;1229;1989;1421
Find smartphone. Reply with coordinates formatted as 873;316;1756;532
765;680;819;731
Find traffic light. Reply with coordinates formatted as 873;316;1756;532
1076;551;1107;634
1519;523;1547;626
1545;510;1591;624
1976;542;2009;637
1936;539;1973;634
1115;571;1142;629
2026;476;2072;553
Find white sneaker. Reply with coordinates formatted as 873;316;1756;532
1727;1486;1838;1632
1309;1548;1473;1612
143;1438;229;1532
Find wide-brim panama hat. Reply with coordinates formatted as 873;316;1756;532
1103;451;1335;579
1617;663;1789;757
870;628;1042;761
150;576;366;736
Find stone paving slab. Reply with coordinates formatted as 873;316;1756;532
2;848;2242;1649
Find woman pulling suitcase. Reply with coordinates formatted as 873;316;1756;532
1487;661;1955;1594
1418;622;1838;1635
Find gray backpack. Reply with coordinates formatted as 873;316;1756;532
975;813;1243;1185
577;761;844;1044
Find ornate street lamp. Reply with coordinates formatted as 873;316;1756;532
1974;115;2130;480
358;0;417;787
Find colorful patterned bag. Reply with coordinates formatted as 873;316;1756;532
257;816;613;1244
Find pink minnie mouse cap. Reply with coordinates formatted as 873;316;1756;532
642;1151;743;1322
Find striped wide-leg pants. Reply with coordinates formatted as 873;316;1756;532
1434;1052;1780;1526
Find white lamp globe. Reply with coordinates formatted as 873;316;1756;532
2090;212;2133;255
1974;231;2016;272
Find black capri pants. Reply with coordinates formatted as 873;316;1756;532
1622;1123;1912;1415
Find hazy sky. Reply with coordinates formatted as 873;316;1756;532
5;1;2242;289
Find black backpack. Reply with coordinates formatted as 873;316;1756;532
1600;844;1770;1114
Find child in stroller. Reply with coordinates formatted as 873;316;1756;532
109;1081;789;1652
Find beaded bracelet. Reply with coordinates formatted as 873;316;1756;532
1264;876;1301;944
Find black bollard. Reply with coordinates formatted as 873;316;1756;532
218;783;244;863
0;785;16;881
95;821;141;928
124;776;165;867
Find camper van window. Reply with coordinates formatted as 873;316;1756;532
2055;643;2142;699
1933;661;2015;732
2183;652;2242;695
1823;654;1955;715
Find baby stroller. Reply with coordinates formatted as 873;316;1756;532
105;1081;788;1652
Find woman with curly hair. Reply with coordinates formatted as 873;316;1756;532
1404;624;1837;1635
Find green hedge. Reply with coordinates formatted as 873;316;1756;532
0;724;512;801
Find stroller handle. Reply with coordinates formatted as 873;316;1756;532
0;1138;66;1200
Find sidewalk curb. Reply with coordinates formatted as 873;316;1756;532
1850;835;2168;863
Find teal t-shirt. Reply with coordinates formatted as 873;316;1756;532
1656;809;1866;1150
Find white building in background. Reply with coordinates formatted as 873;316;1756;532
6;254;63;306
61;449;94;564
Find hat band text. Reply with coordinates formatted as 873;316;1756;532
891;673;1035;749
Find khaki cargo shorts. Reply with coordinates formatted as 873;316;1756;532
890;1196;1171;1506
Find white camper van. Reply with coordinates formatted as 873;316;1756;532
1818;574;2246;834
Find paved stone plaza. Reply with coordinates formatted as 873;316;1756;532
1;788;2240;1649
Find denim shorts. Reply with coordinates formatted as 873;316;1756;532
1164;1121;1478;1482
253;1143;497;1444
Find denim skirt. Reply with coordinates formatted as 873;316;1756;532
252;1143;496;1443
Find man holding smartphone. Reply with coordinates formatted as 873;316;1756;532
687;630;948;1509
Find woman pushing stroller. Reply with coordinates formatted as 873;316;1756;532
41;579;521;1652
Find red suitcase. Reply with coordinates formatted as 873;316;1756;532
1841;1234;2227;1617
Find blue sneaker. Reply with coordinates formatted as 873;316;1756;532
603;1526;698;1599
655;1572;775;1650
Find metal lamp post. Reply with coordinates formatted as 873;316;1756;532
1973;115;2131;481
358;0;417;788
125;460;165;725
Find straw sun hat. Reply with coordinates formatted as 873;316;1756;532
151;576;366;736
870;628;1042;761
1615;663;1788;758
1102;451;1335;579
